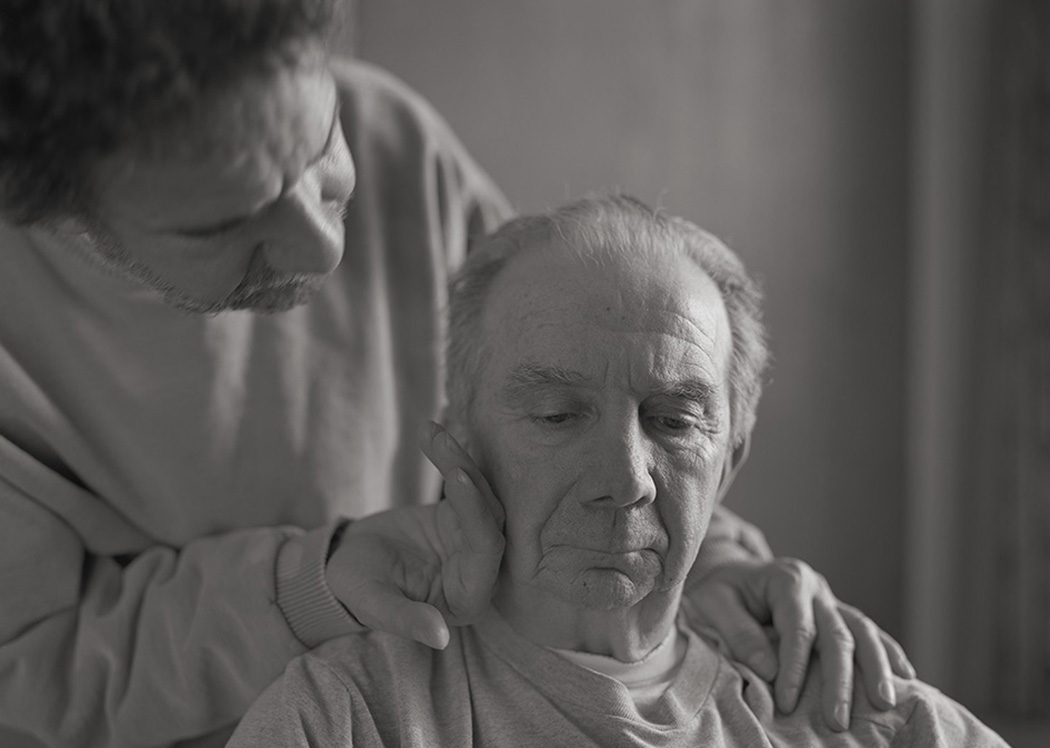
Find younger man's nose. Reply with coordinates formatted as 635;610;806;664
261;180;346;275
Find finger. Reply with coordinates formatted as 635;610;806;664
350;582;450;650
419;421;505;525
442;469;504;621
840;604;896;710
769;567;818;713
445;469;505;555
695;587;778;681
813;595;855;731
417;421;473;478
880;629;916;679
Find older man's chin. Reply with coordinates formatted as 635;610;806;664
565;566;666;611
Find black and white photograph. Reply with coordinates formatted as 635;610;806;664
0;1;1046;746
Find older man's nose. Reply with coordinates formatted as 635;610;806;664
584;421;657;509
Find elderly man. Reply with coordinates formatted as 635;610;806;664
230;196;1005;747
1;3;910;746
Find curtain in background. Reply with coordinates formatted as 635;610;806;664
972;0;1050;716
907;0;1048;730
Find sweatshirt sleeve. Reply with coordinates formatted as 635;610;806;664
0;458;358;747
687;504;774;585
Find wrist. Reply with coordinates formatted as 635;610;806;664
325;518;351;563
276;520;363;648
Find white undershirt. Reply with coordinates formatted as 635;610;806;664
551;625;688;716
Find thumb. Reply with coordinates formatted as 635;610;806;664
348;583;450;650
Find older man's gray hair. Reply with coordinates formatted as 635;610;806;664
447;194;771;449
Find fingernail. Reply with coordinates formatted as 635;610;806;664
878;680;896;706
444;432;464;454
455;468;471;485
904;662;917;679
783;685;798;708
835;702;850;730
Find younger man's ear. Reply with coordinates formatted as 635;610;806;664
716;435;751;503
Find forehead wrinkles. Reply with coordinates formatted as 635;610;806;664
504;278;728;359
492;312;727;404
481;244;733;383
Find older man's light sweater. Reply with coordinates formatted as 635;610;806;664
230;610;1007;748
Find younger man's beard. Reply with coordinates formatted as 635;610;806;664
75;219;326;314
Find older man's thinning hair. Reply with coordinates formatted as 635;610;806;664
447;194;771;449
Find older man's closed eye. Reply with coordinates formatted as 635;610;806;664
228;196;1006;748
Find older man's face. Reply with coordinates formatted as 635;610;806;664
470;243;734;613
86;45;356;313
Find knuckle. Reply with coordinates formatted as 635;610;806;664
826;629;856;654
776;557;813;586
793;623;818;643
742;526;766;549
786;655;811;678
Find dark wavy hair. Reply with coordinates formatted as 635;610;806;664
0;0;337;225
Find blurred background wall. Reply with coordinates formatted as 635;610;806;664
351;0;1049;743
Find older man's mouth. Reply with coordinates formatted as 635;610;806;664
572;547;662;571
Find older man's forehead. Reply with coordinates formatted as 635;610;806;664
497;354;723;403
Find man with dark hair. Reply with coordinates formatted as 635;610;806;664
231;196;1004;747
0;3;911;745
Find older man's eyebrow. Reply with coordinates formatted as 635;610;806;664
653;378;717;404
499;363;591;401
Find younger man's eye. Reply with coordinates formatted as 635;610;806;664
177;215;250;239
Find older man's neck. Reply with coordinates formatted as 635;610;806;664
494;585;683;663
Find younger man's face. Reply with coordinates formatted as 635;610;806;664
87;44;356;314
468;242;735;614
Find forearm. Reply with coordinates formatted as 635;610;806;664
0;478;356;746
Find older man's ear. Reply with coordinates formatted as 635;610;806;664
716;436;751;504
439;407;475;460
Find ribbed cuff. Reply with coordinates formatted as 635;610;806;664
275;520;366;648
